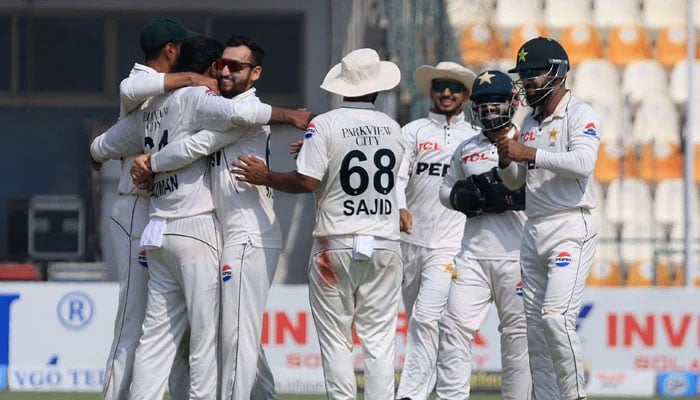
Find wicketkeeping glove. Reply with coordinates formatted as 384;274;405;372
449;176;486;218
472;167;525;213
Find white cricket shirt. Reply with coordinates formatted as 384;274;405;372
91;86;272;219
498;92;600;219
440;133;525;259
396;111;478;249
149;88;282;249
296;101;404;242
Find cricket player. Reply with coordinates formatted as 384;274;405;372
130;35;279;400
100;18;217;400
497;37;600;400
437;70;531;400
394;61;479;400
233;48;404;400
90;40;311;399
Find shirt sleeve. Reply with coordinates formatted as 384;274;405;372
498;161;527;190
182;87;272;132
150;129;241;173
439;145;467;209
119;71;165;115
90;117;142;162
395;124;417;210
296;119;329;181
534;104;601;179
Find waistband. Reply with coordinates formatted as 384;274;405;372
527;207;591;224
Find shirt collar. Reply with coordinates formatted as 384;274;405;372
532;90;572;122
132;63;158;74
336;101;377;110
427;110;466;126
232;87;257;100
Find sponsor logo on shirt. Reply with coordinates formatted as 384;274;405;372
554;251;572;267
221;265;232;282
138;250;148;268
515;281;523;297
418;141;442;151
583;122;597;136
205;88;218;97
304;123;316;139
460;152;488;163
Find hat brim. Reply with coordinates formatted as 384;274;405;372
320;61;401;97
174;30;201;43
413;65;476;97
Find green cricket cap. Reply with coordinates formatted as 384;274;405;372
139;18;201;54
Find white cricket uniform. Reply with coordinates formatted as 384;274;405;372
103;63;189;400
394;111;477;400
295;101;404;400
91;86;272;400
150;87;279;400
498;92;600;400
436;133;530;400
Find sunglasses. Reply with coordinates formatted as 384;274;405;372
431;81;465;93
518;69;543;80
216;58;255;72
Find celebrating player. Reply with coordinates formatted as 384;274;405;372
233;48;404;400
497;37;600;400
437;70;531;400
394;61;479;400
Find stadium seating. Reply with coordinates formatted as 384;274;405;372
589;181;624;286
607;24;653;67
625;259;655;286
460;23;506;67
559;24;604;66
605;177;653;226
508;23;550;61
620;59;668;107
572;59;621;106
669;59;700;105
655;24;698;68
642;0;686;31
0;263;40;280
543;0;592;30
494;0;543;30
593;103;637;183
592;0;642;30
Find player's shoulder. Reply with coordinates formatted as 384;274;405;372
402;117;432;134
567;95;599;119
175;85;219;98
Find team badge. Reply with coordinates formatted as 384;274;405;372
205;88;218;97
515;281;523;297
304;123;316;139
221;265;232;282
138;250;148;268
554;251;572;267
477;71;495;85
583;122;597;136
518;48;528;62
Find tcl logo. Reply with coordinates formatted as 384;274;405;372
418;141;442;151
521;131;536;142
607;312;700;348
460;152;488;163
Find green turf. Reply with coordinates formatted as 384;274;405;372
0;393;691;400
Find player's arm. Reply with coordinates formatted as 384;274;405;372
533;105;601;179
439;147;466;209
396;125;417;233
150;129;238;173
120;71;218;115
90;117;142;163
233;156;320;193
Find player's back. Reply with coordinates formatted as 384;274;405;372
297;102;404;241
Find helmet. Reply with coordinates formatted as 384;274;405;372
508;36;569;77
469;70;518;132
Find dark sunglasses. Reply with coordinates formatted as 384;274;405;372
518;69;542;80
216;58;255;72
431;81;465;93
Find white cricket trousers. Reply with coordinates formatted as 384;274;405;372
436;255;530;400
219;243;279;400
130;214;221;400
308;243;403;400
102;195;190;400
521;208;596;400
396;242;458;400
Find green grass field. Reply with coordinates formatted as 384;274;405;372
0;394;692;400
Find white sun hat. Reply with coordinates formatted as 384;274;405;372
413;61;477;97
320;48;401;97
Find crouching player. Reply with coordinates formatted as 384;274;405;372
435;70;531;400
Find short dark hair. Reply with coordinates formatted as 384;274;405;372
174;37;224;74
225;35;265;67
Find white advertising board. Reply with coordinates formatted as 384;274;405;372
586;369;656;397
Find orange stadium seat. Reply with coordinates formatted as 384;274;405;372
625;259;654;286
460;23;505;67
588;258;623;286
656;262;685;286
508;23;550;62
633;93;683;182
655;24;700;68
559;24;604;66
593;107;637;183
607;24;652;67
0;263;40;281
592;0;642;30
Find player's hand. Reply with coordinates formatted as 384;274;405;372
90;155;102;171
231;155;269;186
496;128;520;167
291;109;313;130
399;208;413;234
131;154;154;190
289;140;303;159
191;73;219;95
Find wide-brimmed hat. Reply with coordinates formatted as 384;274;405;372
320;48;401;97
413;61;477;97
